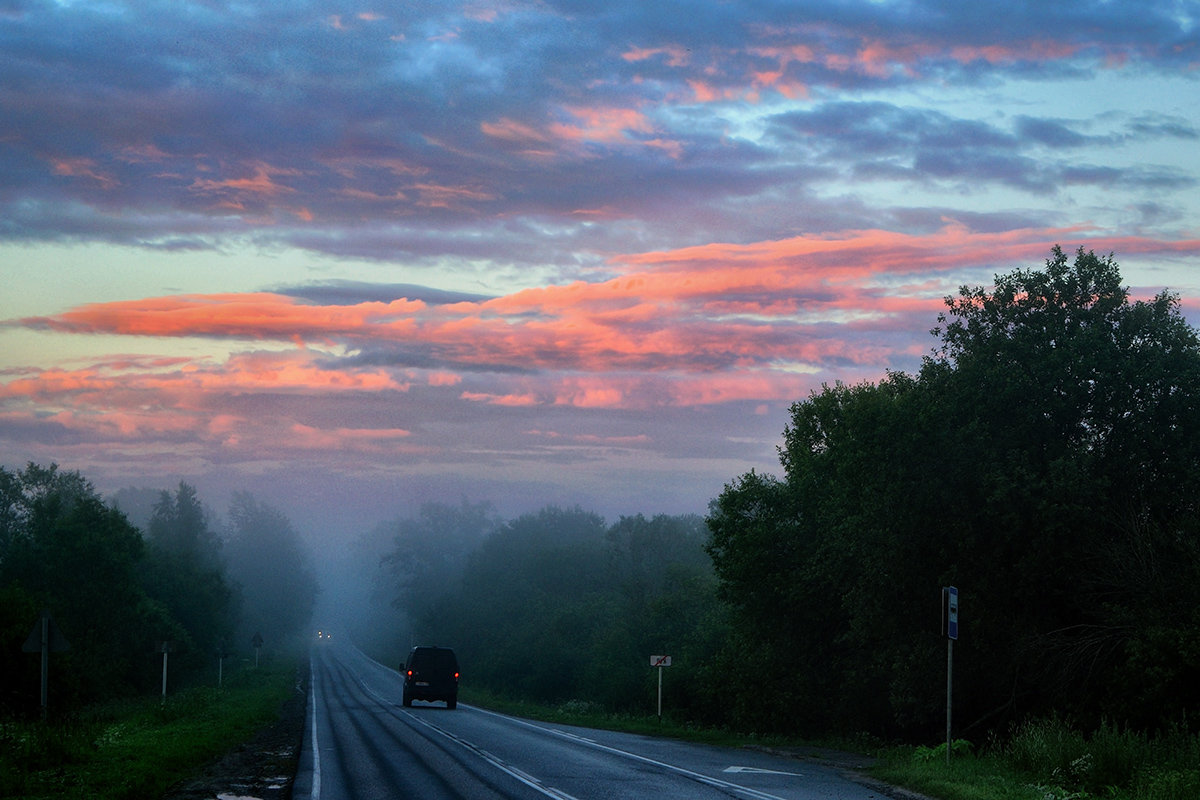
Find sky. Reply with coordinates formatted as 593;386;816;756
2;0;1199;545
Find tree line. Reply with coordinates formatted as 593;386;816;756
352;503;729;723
0;470;317;716
359;247;1199;740
707;247;1200;737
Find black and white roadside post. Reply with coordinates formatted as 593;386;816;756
252;632;264;668
159;641;173;705
941;586;959;765
21;609;70;721
650;655;672;722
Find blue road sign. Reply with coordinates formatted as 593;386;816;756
944;586;959;640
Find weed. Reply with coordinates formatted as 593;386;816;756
0;662;296;800
913;739;976;762
1133;768;1200;800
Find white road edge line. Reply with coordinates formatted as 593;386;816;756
470;706;790;800
352;668;581;800
347;646;784;800
310;658;321;800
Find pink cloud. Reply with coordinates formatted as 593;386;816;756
427;371;463;387
0;351;404;405
412;182;497;209
288;423;412;451
622;45;691;67
50;157;118;189
189;162;302;198
10;226;1198;418
20;293;425;342
460;391;540;406
550;106;655;143
481;118;553;143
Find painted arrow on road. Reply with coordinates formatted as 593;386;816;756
723;766;806;777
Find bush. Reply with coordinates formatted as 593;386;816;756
1134;768;1200;800
913;739;975;762
1005;717;1089;778
1002;716;1200;799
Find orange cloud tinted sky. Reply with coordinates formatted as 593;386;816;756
1;0;1198;541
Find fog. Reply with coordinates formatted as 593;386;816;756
101;478;721;701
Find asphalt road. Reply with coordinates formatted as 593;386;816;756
294;643;890;800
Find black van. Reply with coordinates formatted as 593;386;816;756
401;646;459;709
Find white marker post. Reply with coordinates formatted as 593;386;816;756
160;641;172;704
650;655;672;721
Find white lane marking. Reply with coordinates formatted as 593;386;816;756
310;659;321;800
471;706;790;800
345;648;787;800
401;711;581;800
351;668;580;800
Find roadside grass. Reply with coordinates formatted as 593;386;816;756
461;688;1200;800
13;672;1190;800
0;662;298;800
871;744;1046;800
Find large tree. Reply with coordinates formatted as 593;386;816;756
927;247;1200;728
0;464;181;711
707;248;1200;737
380;499;499;638
225;492;318;652
421;507;728;718
141;483;238;675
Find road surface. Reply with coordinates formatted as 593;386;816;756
294;643;889;800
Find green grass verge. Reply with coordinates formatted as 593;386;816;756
870;747;1046;800
460;686;785;748
0;662;298;800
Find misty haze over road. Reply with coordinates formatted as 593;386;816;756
298;643;880;800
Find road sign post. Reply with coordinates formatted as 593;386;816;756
942;586;959;765
650;655;672;721
22;609;70;721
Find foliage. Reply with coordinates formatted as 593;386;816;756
2;464;318;714
706;247;1200;738
0;661;296;800
379;499;499;641
913;739;976;762
395;507;728;721
225;491;318;652
874;717;1200;800
141;483;239;681
0;464;184;711
872;747;1049;800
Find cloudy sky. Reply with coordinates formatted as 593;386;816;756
2;0;1198;542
